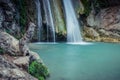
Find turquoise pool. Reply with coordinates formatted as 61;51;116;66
29;42;120;80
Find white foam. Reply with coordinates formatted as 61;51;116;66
66;42;93;45
32;42;93;45
33;42;58;44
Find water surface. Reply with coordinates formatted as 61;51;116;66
29;43;120;80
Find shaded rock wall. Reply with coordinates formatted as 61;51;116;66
87;6;120;31
0;0;20;38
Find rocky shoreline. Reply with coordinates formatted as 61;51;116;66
0;22;49;80
83;26;120;43
0;54;38;80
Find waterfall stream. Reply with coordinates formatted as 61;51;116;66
35;0;82;42
35;0;42;41
63;0;82;42
42;0;56;42
35;0;56;42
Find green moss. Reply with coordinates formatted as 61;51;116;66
80;0;91;16
19;0;27;35
29;61;49;80
12;0;27;35
80;0;110;16
38;77;44;80
0;48;4;54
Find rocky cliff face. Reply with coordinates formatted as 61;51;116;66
87;6;120;30
0;0;37;40
0;55;38;80
85;6;120;42
0;0;20;38
0;0;49;80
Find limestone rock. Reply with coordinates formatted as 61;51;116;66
0;0;20;37
86;6;120;41
0;55;38;80
13;56;29;69
0;31;20;55
99;29;120;38
84;27;100;39
87;6;120;31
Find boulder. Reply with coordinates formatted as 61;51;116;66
0;55;38;80
84;27;100;39
13;56;29;70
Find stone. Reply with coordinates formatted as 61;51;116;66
0;55;16;68
99;29;110;36
87;6;120;31
0;31;20;55
0;55;38;80
99;29;120;38
86;6;120;41
5;10;14;21
0;8;4;29
84;27;100;39
13;56;29;69
87;10;100;27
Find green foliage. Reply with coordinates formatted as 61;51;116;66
0;48;4;54
80;0;91;16
38;77;44;80
95;0;109;8
80;0;110;16
12;0;27;35
29;61;49;80
19;0;27;35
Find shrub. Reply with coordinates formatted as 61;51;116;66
29;61;49;80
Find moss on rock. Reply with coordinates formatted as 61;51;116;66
83;26;120;42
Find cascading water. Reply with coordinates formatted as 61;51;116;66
63;0;82;42
42;0;56;42
35;0;42;41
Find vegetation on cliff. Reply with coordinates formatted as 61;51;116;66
29;61;49;80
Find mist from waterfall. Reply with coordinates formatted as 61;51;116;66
63;0;82;42
35;0;42;41
42;0;56;42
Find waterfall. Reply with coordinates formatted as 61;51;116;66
63;0;82;42
35;0;42;41
42;0;56;42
